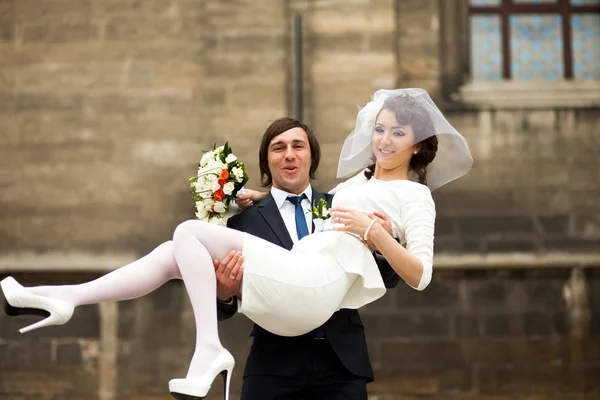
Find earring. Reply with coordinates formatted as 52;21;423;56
413;151;418;155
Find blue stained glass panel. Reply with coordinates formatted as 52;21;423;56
469;0;501;5
510;15;563;81
572;15;600;79
471;16;503;81
513;0;558;3
571;0;600;5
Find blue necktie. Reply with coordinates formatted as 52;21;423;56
287;195;309;240
287;194;326;339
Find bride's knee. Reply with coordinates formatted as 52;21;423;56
172;219;203;242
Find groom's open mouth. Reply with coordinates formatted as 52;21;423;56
282;166;299;175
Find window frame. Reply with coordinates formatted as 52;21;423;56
468;0;600;80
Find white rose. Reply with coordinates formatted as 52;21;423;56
232;166;244;182
223;182;235;195
215;146;224;153
209;216;226;226
211;178;221;192
225;154;237;164
322;208;330;218
203;198;215;210
195;205;209;221
213;202;226;213
200;151;214;167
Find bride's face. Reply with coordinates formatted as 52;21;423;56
372;108;418;172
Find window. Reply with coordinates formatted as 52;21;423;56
469;0;600;81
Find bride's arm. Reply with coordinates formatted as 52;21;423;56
331;195;434;291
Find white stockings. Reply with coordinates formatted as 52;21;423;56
28;220;246;378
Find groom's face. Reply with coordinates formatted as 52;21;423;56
267;127;312;194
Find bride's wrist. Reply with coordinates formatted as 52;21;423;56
363;220;377;241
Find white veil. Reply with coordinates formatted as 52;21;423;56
336;88;473;191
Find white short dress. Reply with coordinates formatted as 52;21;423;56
238;173;436;337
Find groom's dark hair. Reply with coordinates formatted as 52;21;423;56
259;117;321;187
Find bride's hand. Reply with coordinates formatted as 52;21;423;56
366;211;393;252
234;189;268;210
330;207;377;239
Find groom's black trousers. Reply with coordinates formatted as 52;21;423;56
241;339;368;400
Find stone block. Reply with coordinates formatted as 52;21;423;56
105;18;182;42
537;215;570;236
203;0;285;34
19;22;97;43
391;277;461;310
456;215;535;238
311;5;395;35
523;311;553;336
0;339;54;370
435;216;457;237
486;238;539;253
544;238;600;253
371;366;472;395
460;313;516;337
312;53;395;83
477;365;584;395
13;0;91;20
91;0;174;17
16;92;83;111
384;311;453;338
369;32;395;53
204;54;285;81
313;33;368;54
470;338;568;365
0;93;14;111
0;14;12;42
222;34;285;53
380;339;466;366
469;280;510;309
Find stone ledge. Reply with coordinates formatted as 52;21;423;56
454;81;600;109
435;252;600;269
1;251;599;272
0;252;137;272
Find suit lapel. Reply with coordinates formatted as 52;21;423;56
257;193;294;250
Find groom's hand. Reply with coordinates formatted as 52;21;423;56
214;250;244;302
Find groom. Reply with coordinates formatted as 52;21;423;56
215;117;400;400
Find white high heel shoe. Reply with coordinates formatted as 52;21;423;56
169;349;235;400
1;276;74;334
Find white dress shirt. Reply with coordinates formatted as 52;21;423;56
270;185;313;243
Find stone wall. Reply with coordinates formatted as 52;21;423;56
2;268;599;400
1;0;599;399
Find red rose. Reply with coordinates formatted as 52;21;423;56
218;178;228;187
213;189;225;202
220;170;229;179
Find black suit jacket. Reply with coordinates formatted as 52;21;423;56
217;190;400;381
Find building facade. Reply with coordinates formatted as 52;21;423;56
0;0;599;399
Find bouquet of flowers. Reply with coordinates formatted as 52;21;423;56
190;142;248;225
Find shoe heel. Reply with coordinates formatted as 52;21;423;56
19;312;63;334
221;365;233;400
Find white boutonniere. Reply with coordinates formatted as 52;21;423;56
309;198;331;233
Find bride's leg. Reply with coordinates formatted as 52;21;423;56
170;220;245;378
27;241;181;306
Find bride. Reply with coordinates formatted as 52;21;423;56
1;88;472;400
